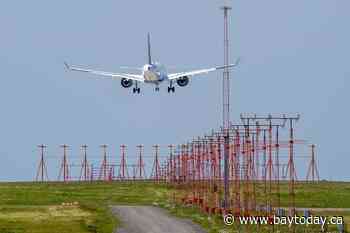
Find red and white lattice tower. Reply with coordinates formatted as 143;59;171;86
99;144;109;181
136;145;146;180
150;145;161;182
58;144;70;182
79;145;90;181
118;144;129;180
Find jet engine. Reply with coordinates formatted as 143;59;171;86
176;76;189;87
121;78;133;88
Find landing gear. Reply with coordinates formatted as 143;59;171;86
132;87;140;94
167;86;175;93
155;86;160;92
133;82;141;94
167;81;175;93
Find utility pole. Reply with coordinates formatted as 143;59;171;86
221;2;232;210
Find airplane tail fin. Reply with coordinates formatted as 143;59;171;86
147;33;152;64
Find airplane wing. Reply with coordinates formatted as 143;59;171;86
64;62;144;82
168;58;240;80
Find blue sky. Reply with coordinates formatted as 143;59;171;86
0;0;349;181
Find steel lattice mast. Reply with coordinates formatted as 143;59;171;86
221;3;232;210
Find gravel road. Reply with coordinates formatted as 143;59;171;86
111;206;207;233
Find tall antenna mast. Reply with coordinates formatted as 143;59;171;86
221;2;232;210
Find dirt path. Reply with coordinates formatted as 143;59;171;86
111;206;207;233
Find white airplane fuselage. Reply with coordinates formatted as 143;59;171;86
142;63;167;84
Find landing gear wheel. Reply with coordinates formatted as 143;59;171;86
168;87;175;93
133;88;141;94
155;87;160;92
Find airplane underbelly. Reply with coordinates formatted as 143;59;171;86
144;71;159;82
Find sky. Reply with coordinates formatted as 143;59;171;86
0;0;349;181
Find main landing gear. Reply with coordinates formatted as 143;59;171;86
167;86;175;93
133;82;141;94
133;87;140;94
167;81;175;93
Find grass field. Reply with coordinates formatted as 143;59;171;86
0;182;169;233
0;181;349;233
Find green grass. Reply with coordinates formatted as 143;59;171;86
0;181;168;206
0;204;111;233
0;181;349;233
293;181;350;208
0;204;97;233
0;181;169;233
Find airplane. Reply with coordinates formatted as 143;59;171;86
64;33;239;94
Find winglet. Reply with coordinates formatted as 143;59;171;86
234;57;241;66
64;62;71;70
215;57;242;70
